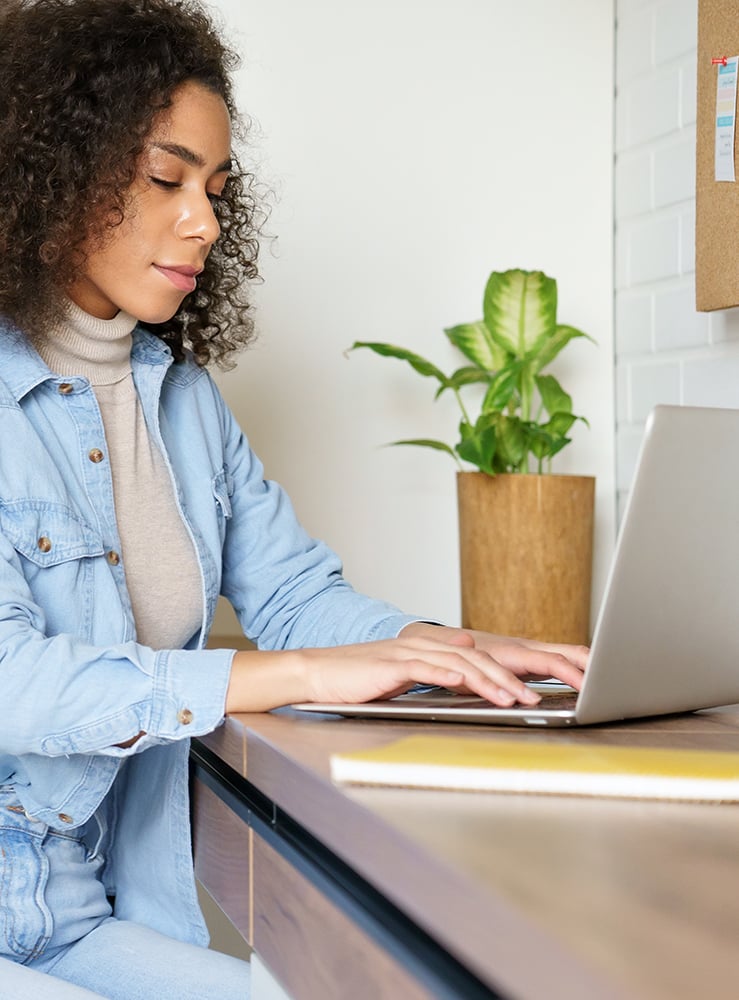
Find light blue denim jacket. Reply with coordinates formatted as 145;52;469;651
0;320;416;945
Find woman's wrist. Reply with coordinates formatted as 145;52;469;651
398;620;448;639
225;648;309;714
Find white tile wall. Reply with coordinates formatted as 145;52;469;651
615;0;739;509
709;306;739;344
683;354;739;406
626;67;682;146
616;290;653;355
628;213;681;283
617;7;654;84
681;56;698;123
653;281;709;349
653;129;695;207
615;150;652;217
619;0;657;13
654;0;698;64
629;359;682;420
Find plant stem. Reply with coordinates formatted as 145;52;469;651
453;388;472;425
521;371;532;422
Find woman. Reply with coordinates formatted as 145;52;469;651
0;0;588;996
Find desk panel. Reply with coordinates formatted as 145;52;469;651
252;831;433;1000
192;778;252;944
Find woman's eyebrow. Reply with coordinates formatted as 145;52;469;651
151;141;232;173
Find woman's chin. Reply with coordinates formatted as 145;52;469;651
131;301;185;325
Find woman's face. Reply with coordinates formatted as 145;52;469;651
68;81;232;322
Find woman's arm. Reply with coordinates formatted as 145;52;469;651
225;624;588;713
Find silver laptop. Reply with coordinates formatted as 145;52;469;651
292;405;739;727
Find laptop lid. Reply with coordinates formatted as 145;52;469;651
574;403;739;723
292;406;739;727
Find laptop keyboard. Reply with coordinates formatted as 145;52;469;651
399;686;579;711
534;689;579;711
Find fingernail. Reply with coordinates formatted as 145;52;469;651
522;690;541;705
498;691;516;705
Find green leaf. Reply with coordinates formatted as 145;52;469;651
529;427;556;461
529;416;577;460
444;321;509;371
482;269;557;360
388;438;459;461
532;325;595;373
532;433;571;463
434;366;491;399
481;363;521;412
456;419;497;475
547;437;570;459
494;415;529;471
543;412;577;437
350;342;449;386
535;374;572;417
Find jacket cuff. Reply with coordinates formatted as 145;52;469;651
366;613;444;641
148;646;235;740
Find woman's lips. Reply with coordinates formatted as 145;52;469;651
153;264;200;292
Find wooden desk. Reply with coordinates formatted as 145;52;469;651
191;706;739;1000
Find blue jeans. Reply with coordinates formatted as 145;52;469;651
0;787;249;999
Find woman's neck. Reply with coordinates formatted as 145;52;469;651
33;300;138;386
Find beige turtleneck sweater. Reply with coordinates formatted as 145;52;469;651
33;302;203;650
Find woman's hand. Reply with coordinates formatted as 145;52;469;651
224;625;589;715
399;622;588;690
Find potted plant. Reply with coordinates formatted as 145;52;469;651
350;268;596;643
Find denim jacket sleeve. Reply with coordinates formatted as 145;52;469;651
0;518;234;757
0;366;234;759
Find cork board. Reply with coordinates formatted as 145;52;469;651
696;0;739;310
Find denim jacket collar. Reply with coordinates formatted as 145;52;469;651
0;318;173;402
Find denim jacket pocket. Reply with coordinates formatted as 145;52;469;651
0;500;104;568
0;788;52;961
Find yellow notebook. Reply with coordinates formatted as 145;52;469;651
330;736;739;802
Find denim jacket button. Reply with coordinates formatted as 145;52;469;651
37;536;52;553
88;448;105;463
58;382;74;395
106;551;120;566
58;813;74;824
7;805;41;823
177;709;193;725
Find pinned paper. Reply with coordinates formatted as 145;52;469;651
715;55;739;181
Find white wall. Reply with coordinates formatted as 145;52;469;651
210;0;615;636
615;0;739;516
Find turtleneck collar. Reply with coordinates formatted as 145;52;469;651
33;300;139;386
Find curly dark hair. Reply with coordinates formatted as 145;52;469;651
0;0;265;367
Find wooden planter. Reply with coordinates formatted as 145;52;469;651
457;472;595;644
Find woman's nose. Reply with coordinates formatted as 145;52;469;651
175;193;221;245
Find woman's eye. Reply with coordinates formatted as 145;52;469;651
150;176;179;190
